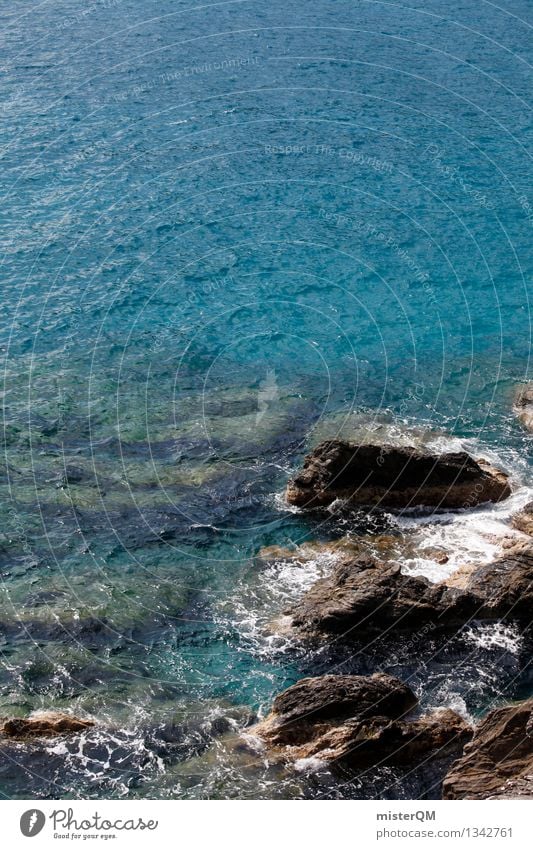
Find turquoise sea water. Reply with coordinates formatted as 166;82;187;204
1;0;532;798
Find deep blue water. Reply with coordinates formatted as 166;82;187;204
1;0;532;799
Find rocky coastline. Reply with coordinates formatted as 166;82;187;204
2;397;532;800
250;429;533;799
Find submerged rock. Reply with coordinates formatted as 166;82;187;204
514;384;533;432
0;711;94;739
442;699;533;799
286;440;511;509
252;673;470;769
149;704;256;763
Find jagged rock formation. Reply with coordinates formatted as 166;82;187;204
252;673;470;769
289;554;479;636
285;542;533;638
286;441;511;510
0;711;94;739
512;501;533;536
443;699;533;799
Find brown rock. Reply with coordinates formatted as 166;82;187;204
442;561;477;590
289;554;481;637
285;536;533;639
259;673;417;744
485;778;533;799
292;709;472;768
512;501;533;537
0;711;94;739
252;674;470;769
255;537;363;567
443;700;533;799
286;441;511;510
514;384;533;432
466;542;533;623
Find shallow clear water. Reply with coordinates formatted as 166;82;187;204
1;0;532;798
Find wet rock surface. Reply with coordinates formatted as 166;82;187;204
514;384;533;432
286;440;511;509
442;699;533;799
0;711;94;739
259;673;417;737
252;673;470;770
285;541;533;638
466;542;533;624
512;501;533;536
288;554;481;636
289;710;471;769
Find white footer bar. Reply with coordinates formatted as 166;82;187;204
3;799;531;849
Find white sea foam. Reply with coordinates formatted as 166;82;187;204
439;694;472;722
294;755;326;773
215;546;342;655
393;483;533;582
384;433;533;582
463;622;522;654
43;726;165;795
